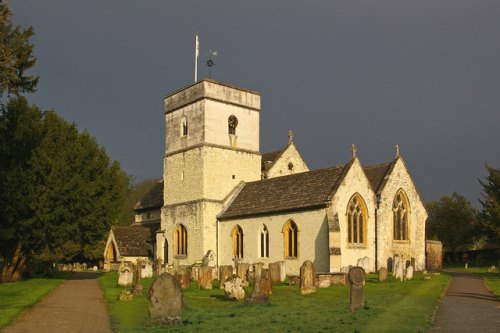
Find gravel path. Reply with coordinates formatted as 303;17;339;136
429;271;500;333
2;272;112;333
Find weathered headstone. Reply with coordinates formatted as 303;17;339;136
82;263;87;271
316;274;331;288
269;262;281;284
148;273;182;325
253;263;264;281
93;266;98;271
219;265;233;289
349;266;365;312
378;267;388;282
300;260;316;295
236;262;250;286
119;289;133;301
224;275;245;300
405;265;414;281
191;264;200;281
394;256;404;281
134;260;143;295
174;267;191;289
278;261;286;282
357;256;370;273
245;269;272;304
118;263;134;287
198;266;213;289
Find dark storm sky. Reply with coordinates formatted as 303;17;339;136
10;1;500;205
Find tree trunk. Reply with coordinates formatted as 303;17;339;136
0;242;27;282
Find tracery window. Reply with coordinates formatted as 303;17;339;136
232;225;244;258
174;224;187;256
347;194;367;245
163;239;168;263
260;225;269;258
228;115;238;135
283;220;298;258
393;190;409;240
181;116;188;136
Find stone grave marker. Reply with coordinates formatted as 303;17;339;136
349;266;365;312
300;260;316;295
357;256;370;273
198;266;213;289
118;263;134;287
269;262;281;284
219;265;233;289
236;262;250;287
394;257;404;281
278;261;286;282
405;265;414;280
378;267;388;282
134;260;143;295
245;268;272;304
119;289;133;301
224;275;245;300
141;262;153;279
174;267;191;289
148;273;182;325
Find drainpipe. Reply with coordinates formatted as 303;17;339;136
375;194;381;271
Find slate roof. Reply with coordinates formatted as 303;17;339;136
112;221;160;257
363;160;396;193
261;149;285;173
134;180;164;211
219;165;346;220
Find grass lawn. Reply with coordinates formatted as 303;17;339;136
443;262;500;297
0;273;69;329
99;272;450;333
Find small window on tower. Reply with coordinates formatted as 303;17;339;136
228;115;238;135
288;162;294;171
181;116;188;136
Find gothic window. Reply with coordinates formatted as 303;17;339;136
228;115;238;135
232;225;244;258
260;225;269;258
163;239;168;264
174;224;187;256
181;116;188;136
283;220;298;258
347;194;367;245
393;190;409;240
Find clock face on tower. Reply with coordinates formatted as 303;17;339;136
228;115;238;128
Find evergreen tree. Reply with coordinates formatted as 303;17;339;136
479;166;500;244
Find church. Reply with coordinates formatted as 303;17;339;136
105;78;427;275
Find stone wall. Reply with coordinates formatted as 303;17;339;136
426;240;442;271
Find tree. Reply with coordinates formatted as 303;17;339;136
0;3;38;98
479;165;500;244
426;192;480;253
116;178;160;226
0;97;128;281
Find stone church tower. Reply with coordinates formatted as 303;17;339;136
158;79;262;265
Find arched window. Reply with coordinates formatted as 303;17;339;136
347;194;368;245
260;225;269;258
174;224;187;256
393;190;409;240
181;116;188;136
283;220;298;258
232;225;244;258
228;115;238;135
163;239;168;264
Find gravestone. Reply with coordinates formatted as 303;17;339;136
202;250;216;268
405;265;414;281
253;263;264;281
141;262;153;279
198;266;213;289
349;266;365;312
118;263;134;287
134;260;143;295
191;264;200;281
300;260;316;295
378;267;388;282
174;267;191;289
269;262;281;284
82;263;87;271
219;265;233;289
278;261;286;282
394;257;404;281
224;275;245;300
148;273;182;325
245;269;272;304
357;256;370;273
387;257;393;272
119;289;133;301
236;262;250;286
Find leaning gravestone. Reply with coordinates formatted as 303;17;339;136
118;263;134;287
269;262;281;284
224;275;245;300
245;269;272;304
237;262;250;286
253;263;264;280
198;266;213;289
349;266;365;312
219;265;233;289
357;256;370;273
148;273;182;325
378;267;388;282
405;265;414;281
300;260;316;295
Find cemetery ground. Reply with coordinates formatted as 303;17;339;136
99;271;450;333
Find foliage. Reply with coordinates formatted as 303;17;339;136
117;178;160;226
426;193;480;252
99;272;450;333
0;275;67;329
0;3;38;98
0;97;129;281
479;165;500;244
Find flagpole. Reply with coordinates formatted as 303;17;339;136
194;34;199;82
